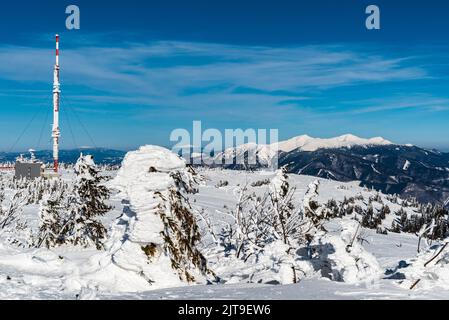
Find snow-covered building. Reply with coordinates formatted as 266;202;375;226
14;151;44;179
14;161;44;179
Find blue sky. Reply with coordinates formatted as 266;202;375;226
1;0;449;151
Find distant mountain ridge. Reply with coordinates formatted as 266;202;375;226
0;148;126;165
279;144;449;207
209;134;394;167
276;134;393;152
2;136;448;208
195;134;449;208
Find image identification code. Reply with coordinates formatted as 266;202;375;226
178;304;272;318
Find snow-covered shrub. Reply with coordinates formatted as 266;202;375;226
393;204;448;241
247;240;315;285
400;241;449;290
323;191;448;241
0;188;32;247
220;185;274;260
270;168;319;248
251;179;270;187
8;176;71;206
360;205;383;229
219;168;320;284
313;220;382;284
325;197;358;218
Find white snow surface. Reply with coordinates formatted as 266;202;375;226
319;220;382;285
1;146;449;300
399;241;449;291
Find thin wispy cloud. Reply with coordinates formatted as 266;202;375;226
0;40;428;110
347;96;449;115
0;36;447;151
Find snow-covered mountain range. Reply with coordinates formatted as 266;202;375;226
195;134;449;208
276;134;393;152
212;134;393;165
2;134;447;207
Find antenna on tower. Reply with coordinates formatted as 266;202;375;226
10;34;61;180
52;34;61;173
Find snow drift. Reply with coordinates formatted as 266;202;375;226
400;241;449;290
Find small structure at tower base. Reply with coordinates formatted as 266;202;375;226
14;150;44;180
15;162;44;180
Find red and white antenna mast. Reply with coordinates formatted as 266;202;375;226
52;34;60;173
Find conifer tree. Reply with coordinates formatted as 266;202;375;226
155;167;210;282
36;193;64;248
61;154;111;249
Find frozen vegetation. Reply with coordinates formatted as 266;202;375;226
0;145;449;300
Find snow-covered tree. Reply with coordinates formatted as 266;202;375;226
61;154;111;249
0;190;24;230
302;180;328;228
36;193;64;248
154;167;211;282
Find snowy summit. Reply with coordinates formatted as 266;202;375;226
275;134;393;153
216;134;393;167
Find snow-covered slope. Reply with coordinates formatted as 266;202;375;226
0;151;449;299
